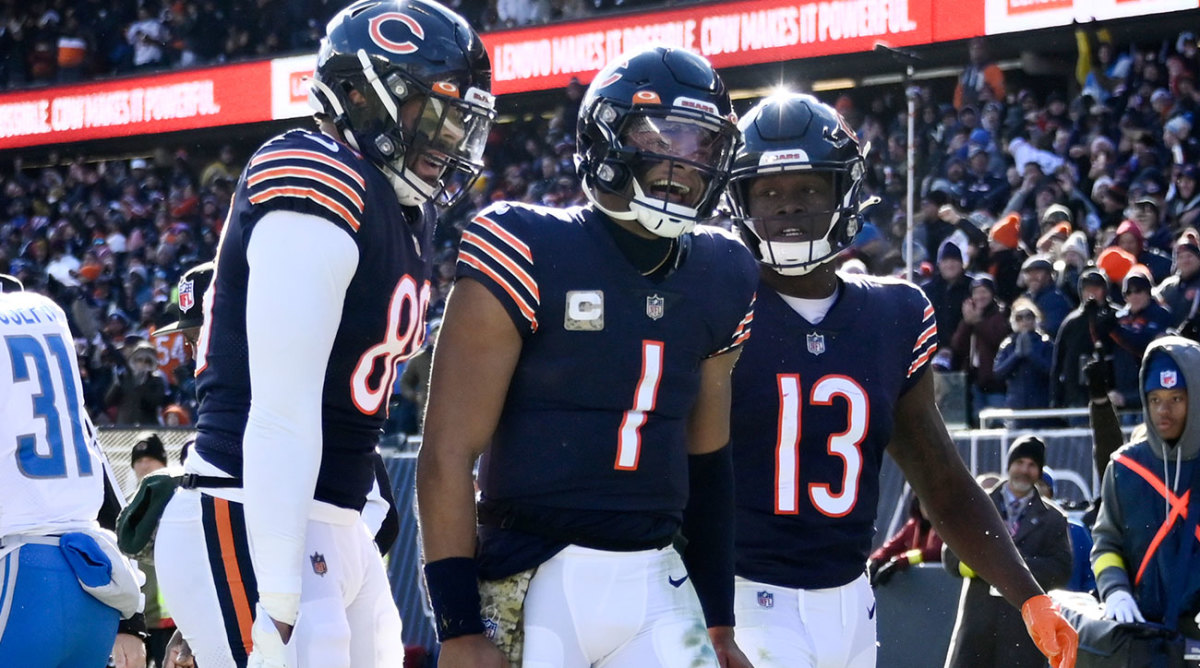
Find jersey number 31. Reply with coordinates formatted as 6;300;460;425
5;333;93;479
775;374;866;517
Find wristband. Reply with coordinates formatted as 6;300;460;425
904;549;924;566
424;557;485;641
959;562;976;579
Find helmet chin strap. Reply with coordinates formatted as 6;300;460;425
757;213;841;276
583;177;638;222
628;178;697;238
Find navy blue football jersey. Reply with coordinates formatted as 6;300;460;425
194;129;434;510
456;203;757;578
730;274;938;589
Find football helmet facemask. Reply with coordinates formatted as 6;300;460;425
727;93;866;275
576;46;739;238
309;0;495;207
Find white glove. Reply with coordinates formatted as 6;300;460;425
248;603;296;668
1103;590;1146;624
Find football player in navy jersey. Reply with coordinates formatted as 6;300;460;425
417;46;756;668
724;93;1078;668
153;2;495;667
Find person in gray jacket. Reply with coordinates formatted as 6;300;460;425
943;436;1073;668
1091;336;1200;640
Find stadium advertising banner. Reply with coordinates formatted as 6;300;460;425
984;0;1198;34
0;61;272;150
485;0;966;95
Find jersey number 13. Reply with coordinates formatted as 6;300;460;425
775;373;866;517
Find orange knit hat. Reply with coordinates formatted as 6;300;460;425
1096;246;1137;283
989;213;1021;250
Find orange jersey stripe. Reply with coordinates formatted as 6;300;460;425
908;344;938;376
250;149;366;189
460;230;539;302
913;323;937;351
249;165;365;211
213;498;255;656
473;214;532;262
249;186;361;231
460;250;538;329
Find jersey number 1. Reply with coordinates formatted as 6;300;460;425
615;340;665;470
5;333;93;479
775;374;867;517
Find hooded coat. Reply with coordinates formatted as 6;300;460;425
1091;336;1200;638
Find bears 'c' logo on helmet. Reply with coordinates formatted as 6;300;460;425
368;12;425;54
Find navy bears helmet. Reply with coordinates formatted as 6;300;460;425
309;0;495;207
576;46;740;238
0;273;22;292
727;93;867;275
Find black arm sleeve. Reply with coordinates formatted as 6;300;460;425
372;453;400;555
681;446;736;628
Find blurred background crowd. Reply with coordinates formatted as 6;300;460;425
1;0;1199;434
0;0;669;86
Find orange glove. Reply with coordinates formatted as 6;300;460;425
1021;594;1078;668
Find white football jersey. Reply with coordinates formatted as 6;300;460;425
0;291;104;537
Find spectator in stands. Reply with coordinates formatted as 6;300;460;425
922;239;972;354
1167;165;1200;229
952;273;1011;423
943;436;1072;668
130;434;176;668
868;496;943;587
199;144;238;189
1054;230;1091;306
962;144;1010;215
1156;228;1200;334
395;318;441;435
105;340;168;425
994;297;1055;422
1131;196;1175;254
1090;338;1200;640
1105;269;1172;414
955;39;1005;111
985;212;1029;304
1053;268;1115;410
127;5;169;70
1020;254;1072;338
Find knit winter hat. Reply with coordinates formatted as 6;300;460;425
1007;436;1046;472
1144;352;1186;392
989;213;1021;250
1096;247;1137;283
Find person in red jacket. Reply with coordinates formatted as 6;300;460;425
868;496;944;586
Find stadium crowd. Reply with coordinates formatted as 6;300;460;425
2;26;1200;431
0;0;669;86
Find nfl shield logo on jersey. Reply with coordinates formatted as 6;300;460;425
757;591;774;609
646;294;665;320
1161;370;1179;388
310;552;327;577
806;332;825;356
178;279;195;313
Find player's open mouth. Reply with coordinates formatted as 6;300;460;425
649;179;692;203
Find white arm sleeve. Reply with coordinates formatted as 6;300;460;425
243;210;359;624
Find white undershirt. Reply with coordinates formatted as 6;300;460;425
242;210;359;624
778;292;838;325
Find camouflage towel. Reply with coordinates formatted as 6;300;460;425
479;568;537;665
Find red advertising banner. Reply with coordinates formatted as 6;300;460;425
0;61;271;151
484;0;965;95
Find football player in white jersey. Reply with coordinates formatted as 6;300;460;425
0;277;147;667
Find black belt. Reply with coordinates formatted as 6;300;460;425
179;474;243;490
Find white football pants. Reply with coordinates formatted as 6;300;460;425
521;544;719;668
734;573;877;668
155;487;403;668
